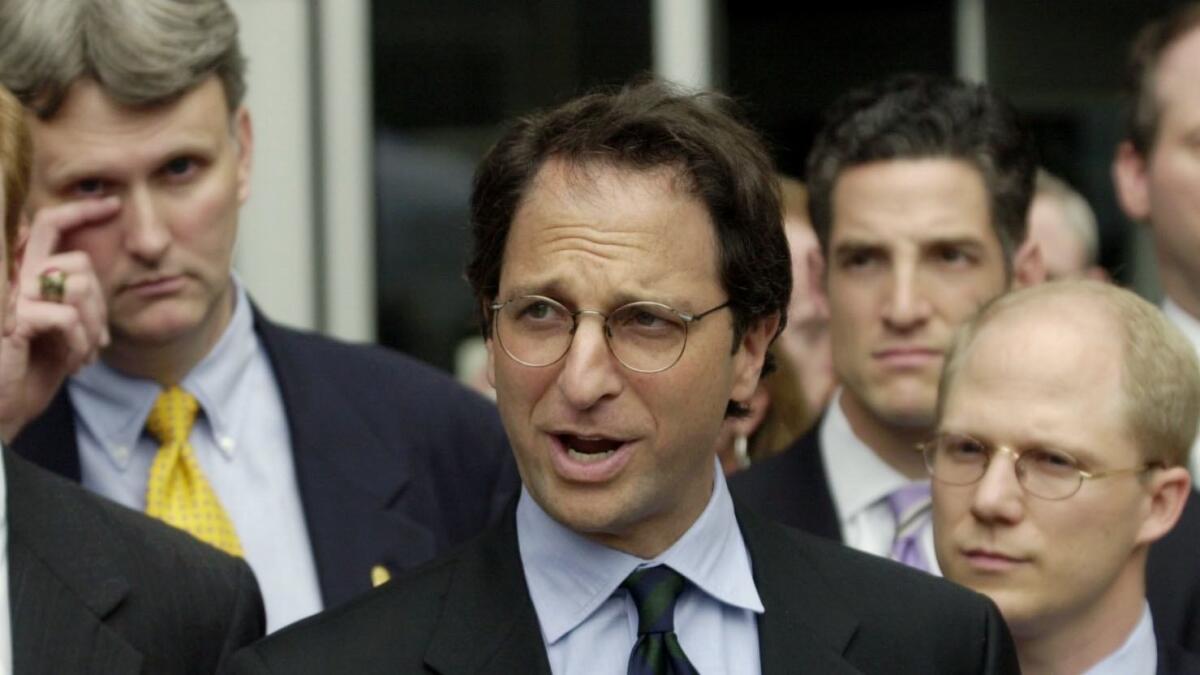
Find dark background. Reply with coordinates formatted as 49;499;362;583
371;0;1183;373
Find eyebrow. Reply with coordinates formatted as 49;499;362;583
940;427;1096;464
42;135;220;188
500;282;688;312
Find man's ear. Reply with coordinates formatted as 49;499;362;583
1136;465;1191;546
233;106;254;205
1113;141;1152;223
1012;238;1046;288
731;313;780;402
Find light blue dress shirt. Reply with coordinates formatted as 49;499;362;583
517;460;763;675
1083;602;1157;675
69;280;323;633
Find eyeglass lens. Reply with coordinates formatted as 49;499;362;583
494;296;689;373
925;434;1084;500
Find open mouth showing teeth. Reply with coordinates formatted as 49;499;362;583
560;435;623;463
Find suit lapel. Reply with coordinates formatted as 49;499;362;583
424;509;551;675
10;386;83;481
252;310;437;609
737;502;864;675
6;452;142;673
782;426;844;541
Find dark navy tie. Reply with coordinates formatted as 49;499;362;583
622;566;699;675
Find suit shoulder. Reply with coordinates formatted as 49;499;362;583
762;518;1004;634
18;455;259;595
234;552;460;673
745;516;1015;671
7;453;265;671
729;428;840;536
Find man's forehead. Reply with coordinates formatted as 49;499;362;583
524;158;693;206
501;158;722;302
828;158;997;243
1153;27;1200;126
29;78;234;181
958;299;1122;399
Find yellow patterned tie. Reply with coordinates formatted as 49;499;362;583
144;386;244;557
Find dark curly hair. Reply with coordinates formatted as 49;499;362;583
466;78;791;417
806;73;1036;270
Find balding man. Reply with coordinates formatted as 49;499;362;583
929;281;1199;673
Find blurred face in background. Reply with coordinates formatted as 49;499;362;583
1115;27;1200;310
826;158;1009;432
776;216;835;413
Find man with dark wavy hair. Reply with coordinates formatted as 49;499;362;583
228;78;1018;675
734;73;1045;573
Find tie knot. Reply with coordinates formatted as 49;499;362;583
621;566;688;636
886;482;931;525
146;386;200;446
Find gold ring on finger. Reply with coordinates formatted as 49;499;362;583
38;267;68;303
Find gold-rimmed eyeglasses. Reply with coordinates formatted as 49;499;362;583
919;431;1160;501
490;294;730;374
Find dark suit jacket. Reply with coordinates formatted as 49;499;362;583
6;449;264;673
11;308;520;611
730;424;1200;656
225;502;1018;674
1161;642;1200;674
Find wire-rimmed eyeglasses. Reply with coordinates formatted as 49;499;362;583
490;294;730;374
919;431;1160;501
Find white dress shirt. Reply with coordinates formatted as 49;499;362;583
1162;299;1200;478
820;390;941;574
1083;602;1157;675
68;280;323;632
518;460;763;674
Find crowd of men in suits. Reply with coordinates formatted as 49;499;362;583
0;0;1197;673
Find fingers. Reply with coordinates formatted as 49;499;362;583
8;297;95;372
21;196;120;271
20;250;90;299
18;250;109;350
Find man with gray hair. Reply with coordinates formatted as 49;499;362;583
0;80;265;675
929;280;1199;673
0;0;517;632
1025;169;1108;282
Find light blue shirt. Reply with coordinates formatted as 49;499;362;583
1083;602;1157;675
69;280;322;633
517;461;763;675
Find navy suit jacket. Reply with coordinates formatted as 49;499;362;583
11;308;521;611
731;425;1200;657
226;501;1019;674
6;450;264;673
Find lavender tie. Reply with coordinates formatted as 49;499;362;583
886;482;933;573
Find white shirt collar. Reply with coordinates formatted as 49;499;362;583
820;389;922;523
517;460;763;645
1163;298;1200;353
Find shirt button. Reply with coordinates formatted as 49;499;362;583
113;445;130;462
218;436;235;452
